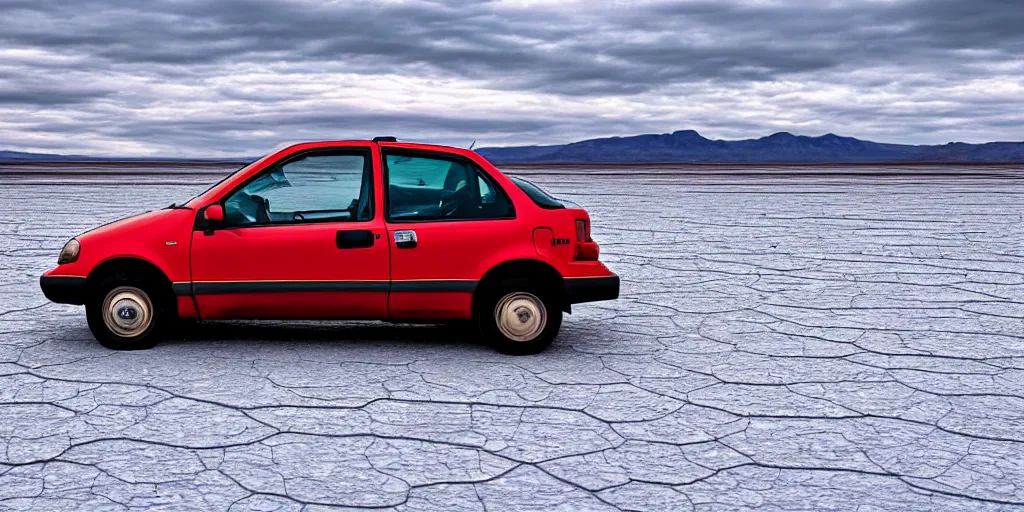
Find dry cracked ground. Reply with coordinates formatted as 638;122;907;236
1;165;1023;511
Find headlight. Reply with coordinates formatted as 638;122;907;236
58;239;80;264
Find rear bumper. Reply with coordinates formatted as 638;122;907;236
40;275;87;305
565;275;619;305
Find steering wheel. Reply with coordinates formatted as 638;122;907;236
293;212;305;221
439;192;461;218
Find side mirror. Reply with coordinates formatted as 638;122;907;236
204;204;224;223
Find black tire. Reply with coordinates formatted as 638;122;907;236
85;272;171;350
477;278;562;355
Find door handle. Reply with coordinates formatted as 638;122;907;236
394;230;417;249
337;230;375;249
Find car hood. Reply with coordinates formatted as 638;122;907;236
77;208;184;241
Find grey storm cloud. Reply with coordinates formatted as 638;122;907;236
0;0;1021;156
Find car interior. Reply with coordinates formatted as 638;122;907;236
223;154;371;226
387;158;513;221
221;152;514;227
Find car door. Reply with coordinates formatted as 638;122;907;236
382;148;524;320
190;144;390;319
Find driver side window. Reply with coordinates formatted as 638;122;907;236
223;151;372;226
385;152;514;222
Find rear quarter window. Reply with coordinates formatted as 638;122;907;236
510;177;564;209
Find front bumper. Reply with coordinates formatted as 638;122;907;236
565;275;620;305
40;275;87;305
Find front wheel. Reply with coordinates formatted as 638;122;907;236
479;281;562;355
86;279;168;350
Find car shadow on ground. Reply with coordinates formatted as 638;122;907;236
160;320;491;349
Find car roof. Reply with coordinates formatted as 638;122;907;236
278;139;478;158
378;141;476;155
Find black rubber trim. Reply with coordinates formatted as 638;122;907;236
192;281;391;295
40;276;87;305
564;275;620;304
390;280;477;293
186;279;478;295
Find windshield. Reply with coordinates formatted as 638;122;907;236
169;162;253;208
509;176;564;209
173;142;304;208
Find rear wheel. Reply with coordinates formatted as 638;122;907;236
86;275;170;350
478;279;562;355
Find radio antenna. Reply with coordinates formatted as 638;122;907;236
468;140;476;150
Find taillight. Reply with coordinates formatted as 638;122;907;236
574;219;599;260
575;219;590;242
576;242;600;261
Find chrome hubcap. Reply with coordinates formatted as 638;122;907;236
102;286;153;338
494;292;547;342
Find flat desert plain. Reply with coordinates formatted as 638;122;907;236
1;163;1023;511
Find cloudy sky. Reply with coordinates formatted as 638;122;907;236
0;0;1021;157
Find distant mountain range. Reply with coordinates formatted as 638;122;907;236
476;131;1024;164
0;150;242;163
4;131;1024;164
0;150;94;161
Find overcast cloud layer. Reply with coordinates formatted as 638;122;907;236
0;0;1022;157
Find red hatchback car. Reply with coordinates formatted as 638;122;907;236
39;138;619;354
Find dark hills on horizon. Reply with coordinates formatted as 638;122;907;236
476;130;1024;164
0;150;94;162
0;150;240;163
3;130;1024;164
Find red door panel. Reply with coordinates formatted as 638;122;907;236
190;221;390;319
381;148;539;320
386;219;534;319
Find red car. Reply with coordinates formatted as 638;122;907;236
39;138;619;354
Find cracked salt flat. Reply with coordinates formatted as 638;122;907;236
1;165;1023;511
